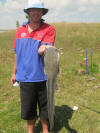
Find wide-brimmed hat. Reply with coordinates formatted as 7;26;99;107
24;0;48;15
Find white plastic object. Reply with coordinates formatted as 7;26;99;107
73;106;78;111
13;82;19;87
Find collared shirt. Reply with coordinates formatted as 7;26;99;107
14;20;56;82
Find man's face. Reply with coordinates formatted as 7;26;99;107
28;8;43;23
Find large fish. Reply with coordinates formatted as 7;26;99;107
44;47;59;131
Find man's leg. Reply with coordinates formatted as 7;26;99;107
37;81;49;133
27;119;49;133
20;82;38;133
40;119;49;133
27;119;36;133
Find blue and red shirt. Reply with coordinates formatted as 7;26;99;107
14;20;56;82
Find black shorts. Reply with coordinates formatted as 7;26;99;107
19;81;48;120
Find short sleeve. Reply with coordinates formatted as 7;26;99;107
41;26;56;46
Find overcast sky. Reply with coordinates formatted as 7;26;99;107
0;0;100;29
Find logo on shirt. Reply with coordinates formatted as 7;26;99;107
37;33;43;37
21;33;26;38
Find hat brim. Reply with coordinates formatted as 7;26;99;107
24;8;48;16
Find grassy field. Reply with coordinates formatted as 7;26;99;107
0;23;100;133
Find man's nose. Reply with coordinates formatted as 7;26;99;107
31;9;40;14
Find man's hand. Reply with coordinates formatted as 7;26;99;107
11;74;16;85
38;44;54;55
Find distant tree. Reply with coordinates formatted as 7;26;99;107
16;21;20;28
26;15;29;21
22;15;29;26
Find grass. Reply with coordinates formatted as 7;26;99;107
0;23;100;133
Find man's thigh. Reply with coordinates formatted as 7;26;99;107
37;81;48;120
20;82;38;120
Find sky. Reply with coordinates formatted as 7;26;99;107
0;0;100;29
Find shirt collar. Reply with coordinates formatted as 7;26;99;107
23;19;45;27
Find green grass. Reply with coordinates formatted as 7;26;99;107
0;23;100;133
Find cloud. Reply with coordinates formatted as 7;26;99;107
45;0;70;9
44;0;100;22
0;0;100;29
0;0;27;29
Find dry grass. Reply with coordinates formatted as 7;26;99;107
0;23;100;133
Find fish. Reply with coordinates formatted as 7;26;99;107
44;47;59;131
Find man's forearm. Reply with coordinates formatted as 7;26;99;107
12;54;17;75
11;54;17;84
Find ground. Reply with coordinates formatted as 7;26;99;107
0;23;100;133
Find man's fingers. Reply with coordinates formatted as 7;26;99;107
11;78;15;85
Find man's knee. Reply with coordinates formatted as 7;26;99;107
27;118;37;125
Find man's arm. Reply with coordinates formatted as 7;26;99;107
11;54;17;84
38;26;56;55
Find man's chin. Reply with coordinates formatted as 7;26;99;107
32;19;41;23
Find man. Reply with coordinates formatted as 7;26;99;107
11;0;56;133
